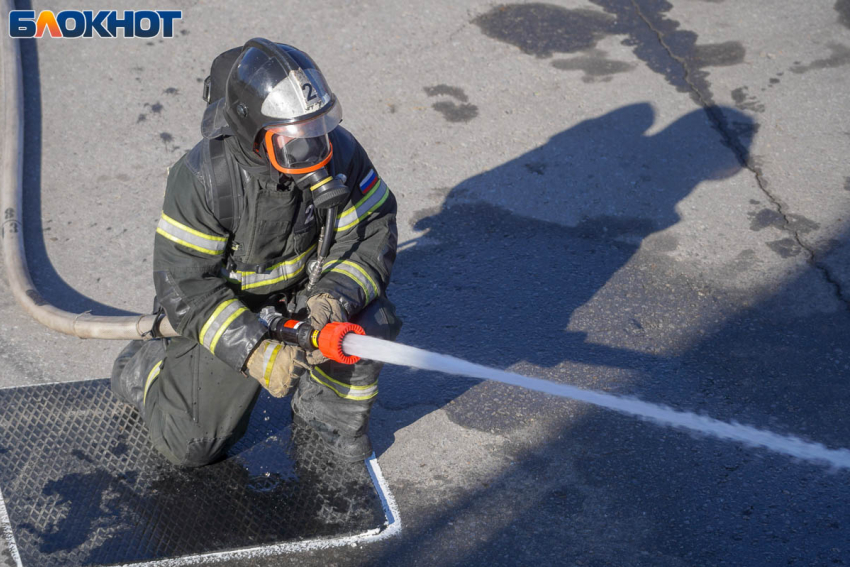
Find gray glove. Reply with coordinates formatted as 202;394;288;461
305;293;348;365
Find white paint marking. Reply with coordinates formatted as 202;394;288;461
366;451;403;539
0;485;23;567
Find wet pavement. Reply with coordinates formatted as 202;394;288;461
0;381;387;566
1;0;849;565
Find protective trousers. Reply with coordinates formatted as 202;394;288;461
111;294;401;468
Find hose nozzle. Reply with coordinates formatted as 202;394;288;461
268;318;364;364
315;321;365;364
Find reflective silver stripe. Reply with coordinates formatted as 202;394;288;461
311;367;378;400
233;244;317;291
322;260;379;301
336;179;389;232
199;299;247;353
156;213;227;255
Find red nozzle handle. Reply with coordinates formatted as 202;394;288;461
317;322;365;364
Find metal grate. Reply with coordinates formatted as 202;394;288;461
0;379;387;566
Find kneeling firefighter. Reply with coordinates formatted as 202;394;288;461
111;38;401;466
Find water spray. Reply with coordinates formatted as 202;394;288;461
265;323;850;471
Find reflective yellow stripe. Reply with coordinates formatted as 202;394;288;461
156;227;225;256
263;343;282;387
348;262;378;293
313;367;376;390
311;367;378;401
237;244;317;290
242;266;305;289
160;213;227;242
235;244;316;275
338;181;382;221
209;307;248;354
330;267;368;298
156;213;227;256
336;180;389;232
199;299;237;347
323;260;379;301
240;264;308;290
143;360;163;405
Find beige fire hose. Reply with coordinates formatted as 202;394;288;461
0;0;176;340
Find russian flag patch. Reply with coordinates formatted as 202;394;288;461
359;169;379;194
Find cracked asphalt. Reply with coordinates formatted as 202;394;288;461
1;0;850;565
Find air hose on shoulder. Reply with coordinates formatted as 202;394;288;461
293;171;349;293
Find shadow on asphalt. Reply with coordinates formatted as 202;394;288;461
370;104;850;565
18;16;136;317
17;25;850;563
378;102;748;431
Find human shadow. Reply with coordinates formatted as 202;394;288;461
367;227;850;567
363;105;850;566
17;9;135;317
376;102;751;438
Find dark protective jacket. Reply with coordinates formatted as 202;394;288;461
152;124;398;373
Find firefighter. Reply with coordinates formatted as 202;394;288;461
111;38;401;466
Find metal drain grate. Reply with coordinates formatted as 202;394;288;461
0;379;392;566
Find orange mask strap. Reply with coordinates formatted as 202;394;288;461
265;131;333;175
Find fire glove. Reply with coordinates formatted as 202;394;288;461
305;293;348;365
246;340;309;398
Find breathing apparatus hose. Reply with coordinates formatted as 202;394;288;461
321;207;336;259
305;206;337;293
302;169;349;292
0;3;176;340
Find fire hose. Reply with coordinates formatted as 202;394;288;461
0;2;353;347
0;0;177;340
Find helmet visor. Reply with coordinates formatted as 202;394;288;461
263;97;343;138
265;131;333;175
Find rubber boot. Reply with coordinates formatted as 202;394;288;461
110;339;167;415
290;294;402;462
110;340;145;410
291;374;374;463
292;413;373;462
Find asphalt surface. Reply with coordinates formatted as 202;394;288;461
1;0;850;565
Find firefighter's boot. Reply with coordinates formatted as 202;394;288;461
291;294;401;462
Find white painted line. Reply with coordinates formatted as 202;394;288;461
365;451;403;539
0;485;23;567
2;453;400;566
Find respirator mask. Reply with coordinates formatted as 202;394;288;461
261;102;350;210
